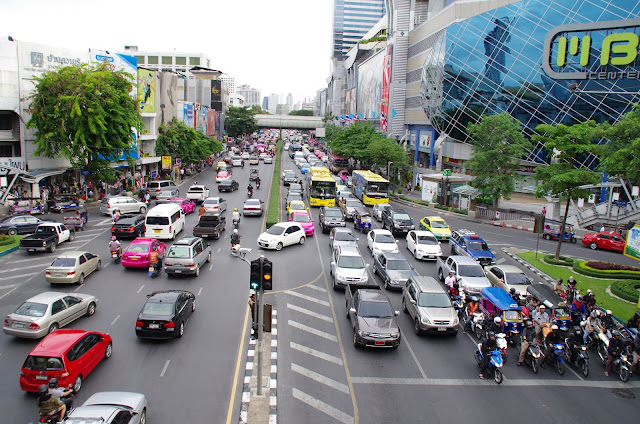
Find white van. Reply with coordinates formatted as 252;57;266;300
145;203;185;240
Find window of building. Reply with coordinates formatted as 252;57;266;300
189;57;200;66
176;56;186;65
0;144;14;157
135;56;145;64
0;114;11;130
162;56;173;65
147;56;158;65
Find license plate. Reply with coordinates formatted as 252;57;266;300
375;341;385;346
154;229;161;233
131;256;139;260
112;253;118;258
149;324;159;329
174;270;181;273
428;255;435;259
148;266;155;272
13;323;25;328
36;375;48;380
438;327;447;332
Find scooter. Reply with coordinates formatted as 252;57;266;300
148;262;160;278
247;189;253;198
523;341;543;374
111;249;122;264
39;390;73;423
452;290;465;320
472;312;485;340
609;346;632;382
474;346;504;384
545;343;566;375
233;218;240;230
496;333;509;364
587;328;609;365
565;340;590;377
256;180;261;189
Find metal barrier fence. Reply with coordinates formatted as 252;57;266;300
476;206;536;221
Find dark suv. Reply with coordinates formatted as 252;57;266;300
319;207;346;233
381;209;415;235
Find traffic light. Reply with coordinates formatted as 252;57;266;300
262;258;273;291
250;259;261;290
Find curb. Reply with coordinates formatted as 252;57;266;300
501;248;555;284
491;221;534;232
0;245;19;257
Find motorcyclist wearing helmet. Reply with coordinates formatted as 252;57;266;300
108;235;122;257
487;316;503;336
232;208;241;225
48;378;72;409
601;309;615;330
508;287;521;306
463;296;479;333
566;325;584;363
479;331;498;379
230;228;241;246
605;330;624;376
38;384;65;419
566;276;577;303
518;319;537;366
247;183;254;197
255;176;261;189
583;310;602;344
570;294;587;324
544;324;562;360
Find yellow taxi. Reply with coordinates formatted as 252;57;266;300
216;161;228;171
286;200;308;215
419;216;451;241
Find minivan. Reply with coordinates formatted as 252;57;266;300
402;276;458;335
100;196;147;215
146;180;178;199
145;203;185;240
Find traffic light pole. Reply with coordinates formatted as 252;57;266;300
257;270;265;396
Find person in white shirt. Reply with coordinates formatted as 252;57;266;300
444;271;457;289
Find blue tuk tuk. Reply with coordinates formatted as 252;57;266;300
480;287;524;344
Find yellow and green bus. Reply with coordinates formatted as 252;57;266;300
352;170;389;205
308;167;337;207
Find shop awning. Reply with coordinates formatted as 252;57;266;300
19;168;68;184
137;157;161;165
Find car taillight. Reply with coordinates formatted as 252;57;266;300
111;227;116;231
107;202;111;209
29;323;40;330
135;320;144;327
3;319;8;325
169;225;172;232
127;227;134;232
67;271;75;276
45;271;51;275
163;321;175;328
186;264;195;267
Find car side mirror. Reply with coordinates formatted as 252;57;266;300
394;310;400;316
330;261;335;267
349;308;356;314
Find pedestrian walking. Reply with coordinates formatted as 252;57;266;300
541;206;546;217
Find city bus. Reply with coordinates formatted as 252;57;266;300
327;153;348;174
352;170;389;206
308;167;337;207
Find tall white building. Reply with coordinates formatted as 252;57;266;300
268;93;280;114
237;84;262;107
122;46;212;76
286;93;293;107
220;73;236;94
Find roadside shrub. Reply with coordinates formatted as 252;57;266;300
543;255;574;266
265;140;282;229
434;205;468;215
573;260;640;280
611;280;640;303
0;234;20;246
585;261;640;272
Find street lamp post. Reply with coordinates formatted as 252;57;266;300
387;161;393;184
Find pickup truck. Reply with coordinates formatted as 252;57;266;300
449;229;496;266
436;255;491;295
345;283;401;349
20;223;75;253
192;212;225;239
186;185;210;204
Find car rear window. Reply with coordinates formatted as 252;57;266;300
51;258;76;267
146;216;170;226
204;199;219;205
15;302;47;317
147;182;160;189
325;209;342;217
23;356;64;371
126;244;149;253
189;187;204;192
142;302;174;316
167;246;191;258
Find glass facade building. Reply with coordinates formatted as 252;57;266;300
420;0;640;168
332;0;386;57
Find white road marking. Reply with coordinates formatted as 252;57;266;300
350;376;640;388
159;359;171;377
292;388;354;424
198;287;203;296
496;258;506;264
287;303;333;323
291;363;350;394
96;218;113;226
217;248;221;254
2;262;52;273
74;284;84;292
290;342;343;365
0;272;40;281
137;285;145;294
209;264;214;271
288;320;338;342
403;332;427;379
284;290;330;307
305;284;327;293
6;257;54;264
111;315;120;326
0;283;19;290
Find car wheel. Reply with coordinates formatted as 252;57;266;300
73;375;83;393
86;302;96;316
48;323;59;334
414;319;422;335
438;268;444;282
8;228;17;236
49;243;56;253
589;242;598;250
77;273;85;285
177;322;185;338
401;298;408;313
353;330;360;348
195;266;200;277
140;408;147;424
139;206;147;214
104;342;113;359
299;237;305;245
276;242;283;251
96;260;102;271
414;249;420;260
207;253;211;263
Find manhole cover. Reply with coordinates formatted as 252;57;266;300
610;388;636;400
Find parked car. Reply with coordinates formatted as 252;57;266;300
330;245;369;290
406;230;442;260
373;251;418;290
372;203;393;222
121;238;166;269
581;231;626;252
45;251;102;285
168;198;196;214
0;215;54;235
319;207;346;234
218;179;239;192
381;208;415;235
135;290;196;338
65;391;147;424
203;197;227;213
100;196;148;215
289;211;315;235
112;215;146;239
329;227;358;252
243;199;264;216
186;185;210;203
155;189;180;204
20;223;74;253
419;216;452;241
257;222;306;250
367;229;399;256
19;329;113;393
402;276;459;335
146;180;177;199
3;292;98;338
484;264;532;300
164;237;211;277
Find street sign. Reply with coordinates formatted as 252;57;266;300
442;169;452;177
175;157;181;166
613;200;628;207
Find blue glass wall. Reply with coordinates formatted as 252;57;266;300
421;0;640;166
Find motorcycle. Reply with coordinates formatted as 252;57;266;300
523;341;543;374
565;341;590;377
452;291;466;320
247;189;253;198
39;390;73;423
148;263;160;278
256;180;261;189
545;343;567;375
474;346;504;384
232;218;240;230
496;333;509;364
609;346;632;382
472;312;485;340
587;328;609;365
111;248;122;264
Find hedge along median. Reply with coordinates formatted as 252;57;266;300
0;234;22;253
265;139;282;229
612;280;640;303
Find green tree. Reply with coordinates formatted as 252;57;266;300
598;105;640;183
533;121;602;259
249;105;268;115
225;106;258;138
156;118;223;165
27;63;142;198
466;113;532;208
366;138;409;169
289;109;313;116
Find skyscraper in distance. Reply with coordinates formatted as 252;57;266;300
331;0;386;58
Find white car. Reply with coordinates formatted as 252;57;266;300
264;156;273;164
242;152;250;159
321;156;328;163
406;230;442;260
203;197;227;213
186;185;210;203
367;229;399;256
372;203;393;222
65;391;147;423
257;222;306;251
243;199;264;216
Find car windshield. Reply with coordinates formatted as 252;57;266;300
467;241;490;251
146;216;169;225
51;258;76;267
127;244;149;253
220;181;231;186
15;302;47;317
245;200;260;207
358;302;393;318
337;255;365;268
430;220;448;228
36;226;56;234
285;172;296;178
505;272;531;285
458;265;485;277
293;214;311;223
167;246;191;258
325;209;342;217
289;184;302;191
386;259;411;271
418;293;452;308
266;225;285;236
417;235;438;245
335;232;356;241
290;203;304;210
142;302;174;316
287;194;302;202
394;213;411;221
375;233;395;243
504;310;522;320
345;200;360;207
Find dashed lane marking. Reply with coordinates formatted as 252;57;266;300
290;342;343;366
306;284;327;293
288;320;338;342
291;363;350;394
496;258;506;264
159;360;171;377
2;262;51;273
284;290;330;307
111;315;120;326
403;332;427;380
292;388;354;424
137;284;145;294
0;283;19;290
287;303;333;323
0;272;39;281
350;376;640;388
198;287;203;296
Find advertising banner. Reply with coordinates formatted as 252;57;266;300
357;50;384;119
0;157;27;176
162;156;172;170
89;49;137;97
381;45;393;131
624;224;640;261
207;109;215;136
137;69;156;113
182;103;194;128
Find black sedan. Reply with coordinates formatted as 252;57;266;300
218;179;239;192
112;214;145;238
0;215;55;235
135;290;195;339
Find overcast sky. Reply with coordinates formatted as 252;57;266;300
1;0;333;104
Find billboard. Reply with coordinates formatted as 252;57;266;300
207;109;215;136
624;224;640;261
182;103;195;128
162;156;172;170
380;45;393;131
89;49;137;97
137;69;156;113
357;50;384;119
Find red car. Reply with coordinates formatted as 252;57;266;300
169;198;196;214
582;231;625;252
122;237;166;268
20;329;112;393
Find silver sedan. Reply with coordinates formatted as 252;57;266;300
66;391;147;423
45;251;102;284
3;291;98;338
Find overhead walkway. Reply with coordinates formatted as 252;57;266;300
254;114;324;130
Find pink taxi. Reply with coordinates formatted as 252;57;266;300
216;170;230;183
122;237;166;269
289;211;315;236
169;197;196;214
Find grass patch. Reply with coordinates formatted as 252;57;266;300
266;139;282;229
518;251;639;322
0;235;22;253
